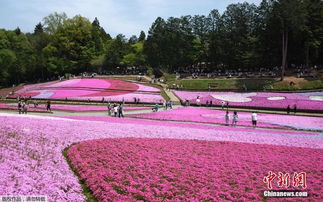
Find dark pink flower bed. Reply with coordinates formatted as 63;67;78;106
11;79;163;103
174;91;323;110
67;138;323;201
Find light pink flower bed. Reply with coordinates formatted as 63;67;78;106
67;138;323;201
129;107;323;130
12;79;163;103
36;104;150;112
2;103;151;112
56;115;318;137
174;91;323;110
1;113;322;201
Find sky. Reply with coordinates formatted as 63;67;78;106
0;0;261;38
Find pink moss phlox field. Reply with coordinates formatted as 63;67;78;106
55;115;318;136
53;116;323;148
174;91;323;110
1;113;322;201
12;79;163;103
1;103;150;112
67;138;323;201
37;105;151;112
129;107;323;130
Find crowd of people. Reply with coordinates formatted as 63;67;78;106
107;103;124;118
17;100;28;114
16;99;52;114
224;111;258;128
176;65;322;80
152;100;173;112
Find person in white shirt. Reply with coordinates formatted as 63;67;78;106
196;96;201;106
252;112;257;127
232;111;238;126
221;101;225;109
113;104;118;117
225;111;230;126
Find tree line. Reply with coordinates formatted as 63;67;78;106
0;0;322;87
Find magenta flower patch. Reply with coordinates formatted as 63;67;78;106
67;138;323;201
0;113;321;201
174;91;323;110
11;79;164;103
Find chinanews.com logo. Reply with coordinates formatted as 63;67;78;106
263;171;308;198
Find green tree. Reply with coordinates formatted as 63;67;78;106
0;49;16;86
303;0;323;67
271;0;306;80
138;31;146;41
43;12;68;34
45;15;96;74
128;35;138;44
104;34;130;72
121;42;146;67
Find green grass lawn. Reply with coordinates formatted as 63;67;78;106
166;77;323;91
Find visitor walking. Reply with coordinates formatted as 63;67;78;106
226;102;229;110
153;103;160;112
107;103;112;116
46;100;51;112
33;100;38;108
225;111;230;126
169;100;173;109
221;101;225;109
251;112;257;128
18;100;22;114
113;104;118;117
293;104;297;115
196;96;201;106
232;111;238;126
22;101;28;114
287;105;291;114
118;103;124;118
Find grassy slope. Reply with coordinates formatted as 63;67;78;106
164;76;323;91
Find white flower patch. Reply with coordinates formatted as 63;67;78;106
0;112;76;121
267;96;285;101
211;93;257;102
309;96;323;101
33;91;54;99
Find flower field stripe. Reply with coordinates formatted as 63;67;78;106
0;113;322;201
66;138;323;201
2;102;151;112
174;91;323;110
55;115;319;136
128;107;323;131
10;79;163;103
